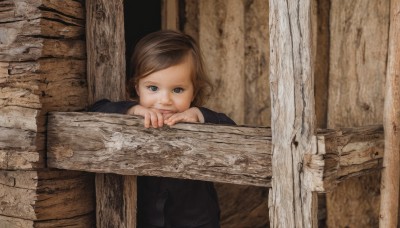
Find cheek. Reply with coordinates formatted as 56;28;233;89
176;94;193;111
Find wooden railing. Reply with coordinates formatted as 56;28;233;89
47;112;383;192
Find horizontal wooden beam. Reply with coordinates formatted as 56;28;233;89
310;126;384;192
47;112;383;189
47;112;272;187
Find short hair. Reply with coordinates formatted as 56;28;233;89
127;30;212;106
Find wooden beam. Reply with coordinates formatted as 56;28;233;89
380;0;400;226
269;0;317;227
85;0;135;227
86;0;126;104
162;0;179;30
198;0;246;124
47;112;272;187
316;126;384;192
47;112;383;190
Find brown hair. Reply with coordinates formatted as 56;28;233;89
127;30;212;106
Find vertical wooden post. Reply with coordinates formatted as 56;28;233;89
380;1;400;227
269;0;318;227
86;0;137;227
162;0;179;30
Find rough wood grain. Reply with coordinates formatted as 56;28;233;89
182;0;199;42
328;0;388;128
0;212;94;228
269;0;318;227
47;112;273;187
318;126;384;191
0;0;84;23
162;0;178;30
86;0;134;227
0;0;85;62
244;0;270;127
0;170;94;220
46;112;384;191
0;1;93;226
96;174;136;228
198;0;245;124
326;1;389;227
314;0;330;129
183;1;270;226
0;59;87;169
86;0;126;104
380;0;400;226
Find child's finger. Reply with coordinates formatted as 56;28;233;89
165;114;182;126
144;113;151;128
163;113;173;120
156;112;164;127
150;112;159;128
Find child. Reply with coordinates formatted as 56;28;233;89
90;30;235;228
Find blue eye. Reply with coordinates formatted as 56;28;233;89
173;88;184;93
147;86;158;91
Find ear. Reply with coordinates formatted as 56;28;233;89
191;91;196;102
135;85;140;97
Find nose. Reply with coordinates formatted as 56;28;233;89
159;91;172;105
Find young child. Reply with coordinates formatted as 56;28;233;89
90;30;235;228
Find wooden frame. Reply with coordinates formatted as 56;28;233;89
45;0;398;227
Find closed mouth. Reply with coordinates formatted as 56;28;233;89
157;109;175;114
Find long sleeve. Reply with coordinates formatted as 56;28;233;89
198;107;236;125
88;99;137;114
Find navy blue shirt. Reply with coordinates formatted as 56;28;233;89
89;99;235;228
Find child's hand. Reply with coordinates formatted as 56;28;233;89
127;105;164;128
164;107;205;126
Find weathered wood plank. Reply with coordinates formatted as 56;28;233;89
0;170;94;220
47;112;272;187
47;112;384;191
86;0;133;227
269;0;318;227
0;59;87;169
198;0;245;124
162;0;179;30
380;0;400;226
0;0;85;61
96;174;136;228
244;0;270;126
86;0;126;104
318;126;384;191
0;38;85;61
0;0;84;23
326;1;389;227
0;213;94;228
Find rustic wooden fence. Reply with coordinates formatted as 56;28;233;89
47;113;383;227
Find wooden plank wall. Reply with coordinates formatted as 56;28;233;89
183;0;270;227
0;0;94;226
184;0;389;227
327;0;389;227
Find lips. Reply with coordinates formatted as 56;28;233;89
156;109;175;114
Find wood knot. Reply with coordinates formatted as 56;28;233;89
360;102;370;111
292;136;299;148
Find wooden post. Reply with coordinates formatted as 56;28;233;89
269;0;318;227
162;0;179;30
86;0;136;227
380;1;400;227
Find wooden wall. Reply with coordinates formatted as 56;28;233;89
326;0;389;227
183;0;389;227
0;0;391;227
0;0;94;226
183;0;270;227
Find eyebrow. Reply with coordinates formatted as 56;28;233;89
141;81;159;85
142;81;189;88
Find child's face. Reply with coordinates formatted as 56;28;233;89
136;58;194;114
